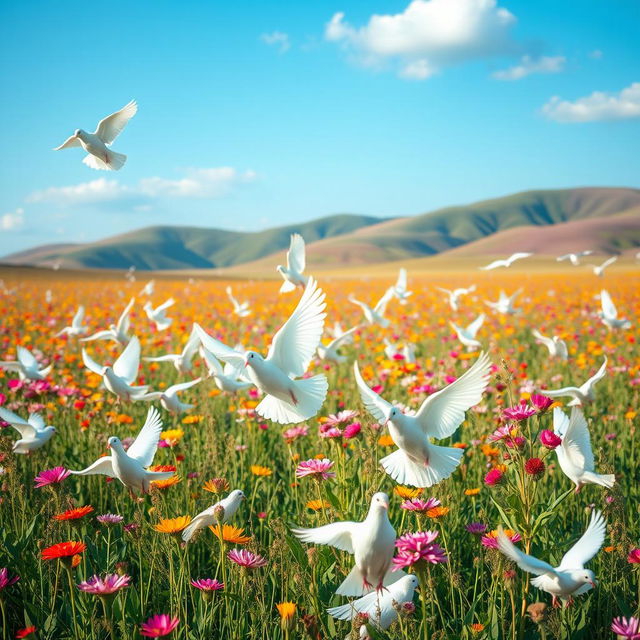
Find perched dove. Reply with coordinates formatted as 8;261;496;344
277;233;308;292
450;314;484;352
0;408;56;454
0;346;52;381
82;298;134;345
143;298;175;331
226;286;251;317
532;329;568;360
182;490;246;542
542;357;607;406
56;306;88;337
599;290;631;330
54;100;137;171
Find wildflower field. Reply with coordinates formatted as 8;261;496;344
0;268;638;640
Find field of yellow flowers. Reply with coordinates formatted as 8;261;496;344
0;269;638;640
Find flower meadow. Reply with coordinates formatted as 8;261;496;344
0;269;638;640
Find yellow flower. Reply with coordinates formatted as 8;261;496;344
394;486;423;499
377;434;395;447
160;428;184;446
306;499;330;511
276;602;296;629
209;524;251;544
203;478;230;494
182;415;204;424
465;488;481;496
151;475;181;489
153;516;192;534
251;465;273;477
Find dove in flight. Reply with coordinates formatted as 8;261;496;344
292;493;400;596
557;251;593;266
195;277;328;423
479;253;532;270
590;256;617;277
56;305;88;338
349;290;393;328
599;290;631;330
531;329;568;360
317;326;359;364
450;314;484;352
0;346;53;381
82;298;134;345
328;574;419;630
82;336;149;401
552;407;615;492
354;353;491;487
201;346;253;393
226;286;251;317
0;408;56;454
388;268;412;304
277;233;308;292
182;489;246;542
138;378;201;415
436;285;476;311
143;328;200;375
496;510;606;607
327;322;355;343
485;289;522;315
382;339;416;363
541;357;607;406
139;280;155;297
143;298;175;331
54;100;137;171
69;407;174;496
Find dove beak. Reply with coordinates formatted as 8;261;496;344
381;500;389;510
589;580;596;588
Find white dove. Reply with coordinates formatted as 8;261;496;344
0;346;53;381
389;268;412;304
54;100;137;171
328;574;419;630
436;285;476;312
557;251;593;266
382;339;416;363
82;298;134;345
292;493;400;596
56;305;88;337
138;378;201;415
450;314;484;352
182;489;246;542
485;289;522;315
349;290;392;328
143;298;175;331
69;407;174;495
552;407;615;492
226;286;251;317
590;256;617;277
479;253;532;270
328;322;355;343
82;336;149;401
354;353;491;487
126;266;136;282
277;233;308;292
496;510;606;607
140;280;155;296
532;329;568;360
317;326;359;364
599;290;631;330
542;357;607;406
201;347;252;393
0;408;56;454
195;277;327;423
143;329;200;375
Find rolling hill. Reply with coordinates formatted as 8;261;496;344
4;187;640;271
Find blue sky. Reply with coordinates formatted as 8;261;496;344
1;0;639;255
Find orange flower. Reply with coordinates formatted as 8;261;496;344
153;516;192;534
465;488;481;496
53;505;94;521
426;506;450;519
394;486;423;499
306;499;330;511
377;434;395;447
250;465;272;477
276;602;296;629
209;524;251;544
203;478;230;494
182;415;204;424
42;541;87;561
471;623;485;633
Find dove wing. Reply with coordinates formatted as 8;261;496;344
466;314;484;337
195;324;246;376
600;256;617;269
581;357;607;392
165;378;201;398
201;347;224;376
0;407;37;438
353;361;393;424
415;352;491;439
28;413;46;432
112;335;141;384
95;100;137;144
82;349;104;376
266;277;325;377
286;233;306;274
53;135;82;151
116;298;135;335
396;268;407;291
480;259;502;270
600;290;617;318
561;407;595;471
17;347;38;370
70;456;116;477
374;288;393;315
552;407;571;438
81;329;116;343
532;329;554;349
72;306;85;328
155;298;175;313
126;407;163;467
496;528;556;576
291;521;357;553
326;326;359;351
559;510;606;570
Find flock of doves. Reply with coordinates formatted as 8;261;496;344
0;100;633;633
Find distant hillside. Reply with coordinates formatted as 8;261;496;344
5;187;640;270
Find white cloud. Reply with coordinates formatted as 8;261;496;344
1;208;24;230
260;31;290;53
139;168;256;198
325;0;517;80
492;55;565;80
27;178;129;206
589;49;603;60
542;82;640;123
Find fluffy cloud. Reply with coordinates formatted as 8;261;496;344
139;168;256;198
27;179;129;206
492;55;565;81
325;0;517;79
260;31;290;53
1;207;24;230
542;82;640;123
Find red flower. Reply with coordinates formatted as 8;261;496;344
16;627;37;639
628;549;640;564
524;458;545;477
41;541;87;561
53;505;94;521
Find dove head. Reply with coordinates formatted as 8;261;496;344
276;265;286;276
385;406;402;425
370;492;389;512
107;436;123;451
244;351;262;368
229;489;246;502
578;569;597;589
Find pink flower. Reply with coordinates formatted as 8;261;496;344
140;614;180;638
611;616;640;639
96;514;124;526
0;568;19;591
319;427;342;439
539;429;562;449
227;549;267;569
77;574;131;595
34;466;70;488
282;425;308;442
503;403;536;422
343;422;362;439
0;393;6;406
322;410;358;427
484;468;504;486
465;522;488;535
489;425;515;442
295;458;336;480
481;530;521;549
530;394;553;412
392;531;448;570
400;498;440;512
190;578;224;591
627;549;640;564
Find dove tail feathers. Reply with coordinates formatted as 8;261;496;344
380;445;463;488
336;565;365;596
256;375;328;424
182;517;204;543
82;151;127;171
582;471;616;489
279;280;297;293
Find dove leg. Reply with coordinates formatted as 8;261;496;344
551;596;561;608
565;597;574;608
574;484;583;494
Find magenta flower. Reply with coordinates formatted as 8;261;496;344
392;531;448;570
503;403;537;422
611;616;640;639
465;522;488;535
34;466;70;488
227;549;267;569
343;422;362;439
401;498;440;512
539;429;562;449
627;549;640;564
530;394;554;412
489;425;515;442
190;578;224;591
319;427;343;439
295;458;336;480
0;568;19;591
96;514;124;526
484;468;504;486
140;614;180;638
77;574;131;596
